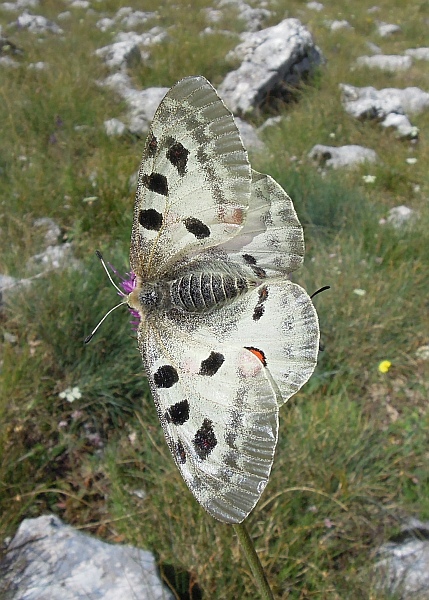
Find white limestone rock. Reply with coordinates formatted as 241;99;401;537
308;144;377;169
16;12;63;34
356;54;412;71
219;18;324;115
0;515;174;600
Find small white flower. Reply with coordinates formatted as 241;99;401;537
59;386;82;403
362;175;376;183
406;157;417;164
329;132;336;138
353;288;366;296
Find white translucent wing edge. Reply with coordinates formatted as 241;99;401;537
138;323;280;524
246;281;319;406
130;76;252;277
220;169;305;275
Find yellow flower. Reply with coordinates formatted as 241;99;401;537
378;360;392;373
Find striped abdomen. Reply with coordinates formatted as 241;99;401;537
170;272;250;313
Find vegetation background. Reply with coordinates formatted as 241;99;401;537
1;0;428;597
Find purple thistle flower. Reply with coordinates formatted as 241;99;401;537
109;264;141;329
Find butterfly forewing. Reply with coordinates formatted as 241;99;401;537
127;75;320;523
130;76;251;279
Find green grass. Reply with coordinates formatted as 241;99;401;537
1;0;429;598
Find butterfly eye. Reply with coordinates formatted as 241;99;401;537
138;285;162;309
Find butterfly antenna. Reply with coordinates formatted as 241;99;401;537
95;250;124;296
311;285;330;299
85;250;128;344
84;302;125;344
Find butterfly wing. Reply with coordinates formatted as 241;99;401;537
139;319;280;524
220;169;305;277
130;76;251;279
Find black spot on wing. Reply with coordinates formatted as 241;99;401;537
153;365;179;388
252;265;266;278
253;304;264;321
175;440;186;464
243;254;266;278
139;208;163;231
146;132;157;157
184;217;210;239
199;352;225;376
243;253;256;265
193;419;217;460
166;140;189;176
166;399;190;425
253;284;268;320
141;172;168;196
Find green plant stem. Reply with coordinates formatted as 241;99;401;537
233;522;274;600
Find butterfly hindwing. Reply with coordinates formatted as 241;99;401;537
221;170;305;277
139;320;280;524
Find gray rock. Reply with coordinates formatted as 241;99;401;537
307;1;324;10
405;47;429;61
381;112;418;138
16;12;63;34
0;514;174;600
377;21;401;37
27;243;78;271
96;8;157;31
385;205;417;229
218;0;271;32
0;273;35;306
0;274;20;307
257;115;283;132
0;274;18;292
69;0;89;8
204;7;223;23
95;39;144;69
95;29;166;69
329;19;352;31
356;54;412;71
27;60;47;69
96;16;114;31
0;55;18;67
99;74;169;135
308;144;377;169
340;84;429;138
119;9;157;29
99;70;135;96
115;28;167;47
1;0;38;10
57;10;71;20
219;18;324;115
235;117;265;152
374;518;429;599
126;86;169;135
33;217;61;245
104;117;127;136
366;41;382;54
